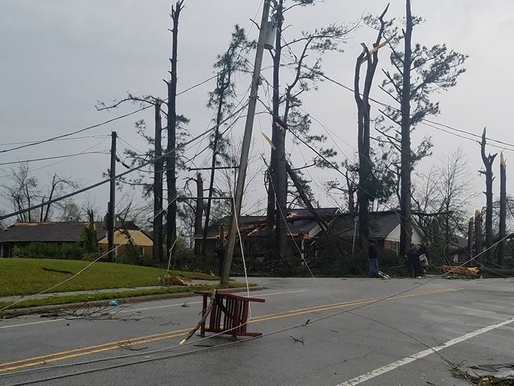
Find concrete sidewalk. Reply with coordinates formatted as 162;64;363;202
0;279;221;303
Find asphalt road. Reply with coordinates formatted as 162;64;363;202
1;277;514;386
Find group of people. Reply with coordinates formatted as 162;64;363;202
368;242;429;279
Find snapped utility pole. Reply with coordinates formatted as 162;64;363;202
108;131;117;263
220;0;271;287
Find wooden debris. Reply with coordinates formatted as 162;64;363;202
441;265;480;278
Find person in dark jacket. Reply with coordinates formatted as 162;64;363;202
406;244;420;278
368;242;379;278
214;243;226;277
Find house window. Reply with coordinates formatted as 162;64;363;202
138;247;144;256
392;242;399;254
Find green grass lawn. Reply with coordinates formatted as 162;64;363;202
0;258;219;297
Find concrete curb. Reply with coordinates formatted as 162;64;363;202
0;286;266;318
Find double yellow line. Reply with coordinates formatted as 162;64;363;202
0;287;461;374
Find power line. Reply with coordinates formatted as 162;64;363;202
0;102;249;222
316;70;514;152
0;107;152;155
0;135;110;147
0;151;109;166
0;75;218;155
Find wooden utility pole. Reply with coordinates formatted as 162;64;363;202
475;210;483;261
221;0;271;286
480;128;497;263
166;0;184;268
107;131;117;263
194;173;204;256
399;0;413;258
498;152;507;265
153;101;164;265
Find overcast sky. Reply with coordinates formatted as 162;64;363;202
1;0;513;225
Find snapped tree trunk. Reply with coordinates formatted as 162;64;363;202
166;1;184;268
467;217;473;262
354;5;388;256
480;128;497;264
475;210;483;261
399;0;413;257
498;152;507;265
153;100;164;265
195;173;204;256
267;0;288;262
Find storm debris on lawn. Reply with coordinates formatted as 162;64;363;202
158;273;193;286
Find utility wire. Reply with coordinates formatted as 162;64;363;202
0;102;249;222
0;75;218;155
0;151;109;166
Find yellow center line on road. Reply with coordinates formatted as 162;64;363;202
0;287;462;374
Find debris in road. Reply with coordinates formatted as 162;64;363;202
181;303;190;308
180;289;216;345
290;335;305;345
441;265;480;278
378;271;390;279
108;300;119;306
451;364;514;385
40;313;60;318
330;329;339;333
118;341;148;351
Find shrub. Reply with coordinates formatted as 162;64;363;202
13;242;85;260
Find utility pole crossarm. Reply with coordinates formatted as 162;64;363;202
221;0;271;286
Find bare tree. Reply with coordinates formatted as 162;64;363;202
201;25;254;256
479;128;497;263
163;0;186;267
354;4;389;253
378;0;467;256
266;0;351;263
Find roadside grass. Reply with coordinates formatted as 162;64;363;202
0;258;219;297
0;282;252;310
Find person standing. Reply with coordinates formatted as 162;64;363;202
214;243;226;277
406;244;420;278
368;242;379;278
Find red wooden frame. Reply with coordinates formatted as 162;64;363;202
196;291;265;338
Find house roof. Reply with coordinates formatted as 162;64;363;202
195;208;341;240
331;211;403;240
0;222;86;243
0;221;144;244
98;229;153;247
94;221;140;241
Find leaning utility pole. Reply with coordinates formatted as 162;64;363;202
166;0;184;268
153;100;164;265
221;0;271;286
107;131;117;263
